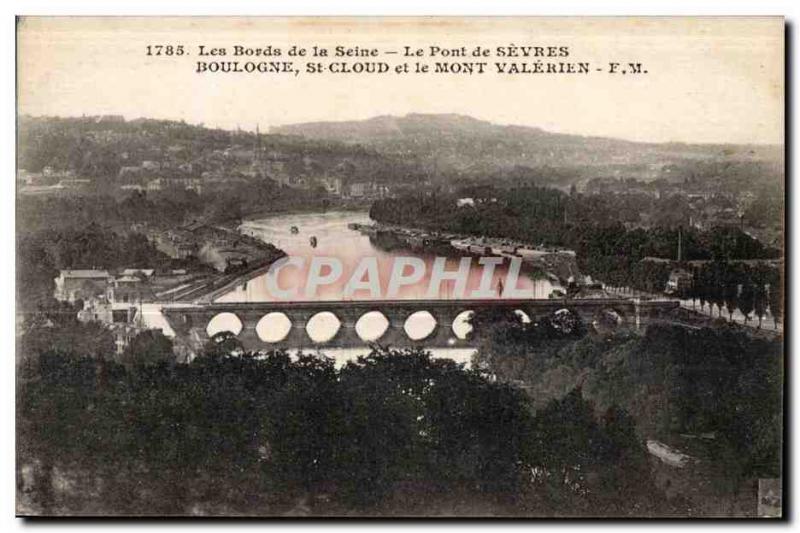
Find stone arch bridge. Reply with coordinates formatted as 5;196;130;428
162;298;679;351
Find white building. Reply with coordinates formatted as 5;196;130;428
54;270;112;303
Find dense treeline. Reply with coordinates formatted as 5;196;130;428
18;307;782;516
18;115;424;187
18;335;676;516
472;317;783;495
18;183;329;235
594;259;782;327
571;220;781;304
371;187;783;326
680;262;781;326
15;185;326;310
18;115;378;175
370;188;781;261
19;116;234;176
620;324;783;480
18;191;199;233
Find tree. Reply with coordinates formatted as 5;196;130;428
200;331;245;359
18;352;110;512
467;307;524;339
753;284;767;329
737;283;755;325
769;282;782;328
723;284;739;321
266;353;341;495
529;388;606;490
121;330;174;367
20;317;115;364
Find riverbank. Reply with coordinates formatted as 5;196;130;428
140;220;286;304
237;199;375;225
144;220;283;273
351;221;578;285
605;285;783;336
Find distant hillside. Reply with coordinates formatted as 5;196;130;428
272;113;783;186
16;115;425;187
17;114;783;195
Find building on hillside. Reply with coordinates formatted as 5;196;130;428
118;166;144;181
151;230;198;259
74;294;145;354
665;268;694;295
77;296;135;321
58;178;91;189
321;176;342;195
17;169;36;186
42;166;76;180
54;270;112;303
108;274;148;304
121;269;155;278
345;181;389;199
110;323;143;355
456;197;475;207
175;177;203;194
94;115;125;124
348;182;367;198
77;296;113;323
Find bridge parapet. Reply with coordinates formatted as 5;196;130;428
162;298;679;352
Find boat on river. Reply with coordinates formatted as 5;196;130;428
517;247;549;260
450;239;471;252
468;243;491;255
492;242;519;255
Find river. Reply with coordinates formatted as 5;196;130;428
211;211;556;366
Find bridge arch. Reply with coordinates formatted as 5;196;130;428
591;306;627;333
355;311;390;342
206;312;243;337
450;309;475;340
162;297;677;350
404;310;437;341
514;309;532;324
452;310;474;340
255;312;293;343
306;311;341;343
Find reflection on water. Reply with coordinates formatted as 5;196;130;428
213;211;554;366
218;211;554;302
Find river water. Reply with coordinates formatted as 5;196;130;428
212;210;555;366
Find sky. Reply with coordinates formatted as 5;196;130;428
17;16;784;145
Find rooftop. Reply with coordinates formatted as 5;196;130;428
59;269;111;279
122;268;155;277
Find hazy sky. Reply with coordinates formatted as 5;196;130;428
17;17;784;144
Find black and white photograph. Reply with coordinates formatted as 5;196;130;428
13;15;785;518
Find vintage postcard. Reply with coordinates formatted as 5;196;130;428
15;16;784;517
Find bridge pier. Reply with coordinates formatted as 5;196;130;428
161;298;680;353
